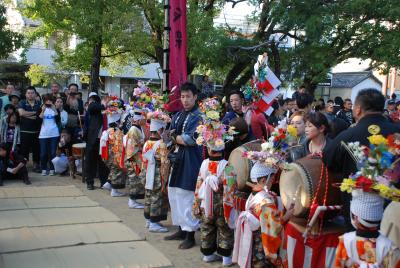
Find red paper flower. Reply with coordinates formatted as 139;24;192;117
355;176;374;192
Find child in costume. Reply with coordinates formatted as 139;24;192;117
335;134;400;268
232;160;294;268
193;98;236;266
142;110;171;232
100;97;127;197
123;107;146;209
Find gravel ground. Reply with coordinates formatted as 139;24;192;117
2;167;237;268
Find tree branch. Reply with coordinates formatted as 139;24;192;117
101;49;131;58
226;0;247;8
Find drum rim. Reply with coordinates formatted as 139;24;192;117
280;162;313;216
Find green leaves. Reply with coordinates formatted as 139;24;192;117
0;3;23;59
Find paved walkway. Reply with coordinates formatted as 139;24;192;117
0;185;172;268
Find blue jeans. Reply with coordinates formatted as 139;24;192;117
39;137;59;171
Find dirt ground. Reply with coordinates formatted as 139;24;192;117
2;168;237;268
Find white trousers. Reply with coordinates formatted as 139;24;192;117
168;186;199;232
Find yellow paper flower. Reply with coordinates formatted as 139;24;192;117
368;135;388;145
206;110;220;120
340;178;356;193
196;136;204;145
287;125;298;137
215;138;224;147
196;125;206;133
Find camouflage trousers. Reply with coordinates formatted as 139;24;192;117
108;163;127;189
252;229;274;268
200;192;234;257
126;161;145;200
144;162;168;222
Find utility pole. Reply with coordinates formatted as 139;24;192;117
162;0;170;93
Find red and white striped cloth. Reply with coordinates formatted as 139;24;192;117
284;222;343;268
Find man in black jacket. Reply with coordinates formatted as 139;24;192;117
84;92;107;190
323;89;400;229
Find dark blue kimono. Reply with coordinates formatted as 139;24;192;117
168;107;203;191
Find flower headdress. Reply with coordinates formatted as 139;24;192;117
196;98;236;151
147;110;171;132
131;80;154;112
243;124;298;169
340;134;400;201
105;96;124;115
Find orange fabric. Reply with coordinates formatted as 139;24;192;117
208;160;218;175
334;235;400;268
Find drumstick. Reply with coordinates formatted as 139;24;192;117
77;111;83;136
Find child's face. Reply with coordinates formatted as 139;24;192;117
9;114;17;124
6;109;13;116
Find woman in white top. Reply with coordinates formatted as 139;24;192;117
39;95;60;176
55;97;68;128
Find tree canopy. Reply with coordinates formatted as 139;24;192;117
20;0;400;95
0;3;23;60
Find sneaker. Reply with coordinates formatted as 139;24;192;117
222;256;233;267
202;254;222;263
111;189;126;197
128;198;144;209
102;182;112;190
49;170;55;176
41;170;47;176
149;222;168;233
145;219;151;228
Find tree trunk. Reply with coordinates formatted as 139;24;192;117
89;41;102;93
222;59;252;95
303;75;318;96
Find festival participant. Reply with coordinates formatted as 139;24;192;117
192;98;235;266
289;111;306;144
18;86;41;173
295;92;313;114
389;101;400;123
224;117;256;160
100;97;127;196
1;111;20;153
123;108;146;209
52;129;72;175
232;161;294;268
336;98;354;126
0;84;13;119
323;89;400;229
124;82;155;207
142;110;171;232
164;82;203;250
64;83;84;142
38;94;60;176
303;112;331;155
0;142;30;186
83;92;106;190
222;90;251;126
335;134;400;267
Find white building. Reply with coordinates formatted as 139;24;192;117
2;1;161;98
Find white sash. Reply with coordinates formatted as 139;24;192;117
143;140;162;190
343;231;393;268
232;192;270;268
198;159;228;218
99;130;109;155
232;210;260;268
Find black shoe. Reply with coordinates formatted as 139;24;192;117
178;238;195;249
24;179;32;185
164;228;187;241
87;184;95;190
